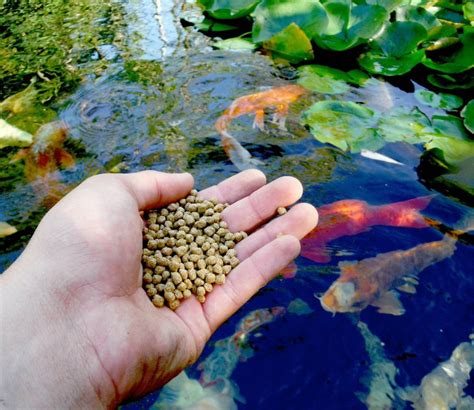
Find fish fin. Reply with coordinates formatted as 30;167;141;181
396;284;417;294
10;148;28;162
300;247;331;264
220;132;262;171
371;291;405;316
252;110;265;131
54;148;75;168
377;195;434;229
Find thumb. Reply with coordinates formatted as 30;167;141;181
117;171;194;210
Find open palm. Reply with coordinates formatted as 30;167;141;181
2;170;317;407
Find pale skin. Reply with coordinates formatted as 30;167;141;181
0;169;318;409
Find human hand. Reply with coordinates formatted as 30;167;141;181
0;170;318;408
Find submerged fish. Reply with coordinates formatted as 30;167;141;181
400;335;474;410
151;371;240;410
11;120;74;181
0;221;17;238
320;235;456;315
215;84;307;170
301;196;432;264
356;321;399;410
360;149;404;166
198;307;285;386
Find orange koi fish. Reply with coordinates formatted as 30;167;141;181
319;235;456;316
301;196;433;264
12;120;74;180
215;84;307;170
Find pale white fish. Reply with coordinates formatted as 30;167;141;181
356;321;400;410
399;334;474;410
151;371;239;410
0;221;17;238
360;149;404;165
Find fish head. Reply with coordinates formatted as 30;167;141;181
320;280;361;313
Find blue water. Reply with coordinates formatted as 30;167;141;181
1;1;473;408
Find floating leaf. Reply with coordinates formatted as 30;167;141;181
201;0;261;19
424;136;474;165
263;22;314;63
0;119;34;149
376;22;427;58
365;0;402;13
427;71;474;90
423;27;474;73
358;49;425;76
397;6;440;32
297;64;350;94
432;115;469;140
252;0;328;43
214;37;257;50
195;18;238;32
315;4;388;51
377;107;432;144
302;101;382;152
0;222;17;238
414;89;463;110
464;2;474;23
461;100;474;133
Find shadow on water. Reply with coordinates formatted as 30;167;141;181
1;0;473;409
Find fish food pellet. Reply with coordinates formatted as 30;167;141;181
277;207;287;215
141;189;247;310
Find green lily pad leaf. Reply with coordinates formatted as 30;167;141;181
252;0;328;43
434;7;465;24
0;119;34;149
315;4;388;51
427;71;474;90
377;107;432;144
358;49;425;76
347;69;370;86
461;100;474;133
195;18;238;32
464;2;474;23
376;22;427;57
364;0;402;13
263;23;314;63
398;6;440;32
214;37;257;50
425;136;474;165
204;0;261;19
423;27;474;73
432;115;469;140
0;221;17;238
297;64;350;94
414;89;463;110
302;101;382;152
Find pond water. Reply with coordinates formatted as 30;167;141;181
1;1;473;409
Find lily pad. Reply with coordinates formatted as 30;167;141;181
464;2;474;23
214;37;257;51
358;49;425;76
425;136;474;165
252;0;329;43
375;21;428;58
302;101;382;152
461;100;474;134
315;3;388;51
423;27;474;73
195;18;239;32
0;119;34;149
198;0;261;19
414;89;463;110
427;71;474;90
398;6;440;32
297;64;350;94
263;23;314;63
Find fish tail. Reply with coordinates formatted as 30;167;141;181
219;130;262;171
215;112;232;134
376;195;434;228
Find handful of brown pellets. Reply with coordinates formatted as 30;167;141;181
142;189;247;310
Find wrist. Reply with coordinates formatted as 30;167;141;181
0;262;116;409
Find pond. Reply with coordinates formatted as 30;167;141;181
1;0;473;409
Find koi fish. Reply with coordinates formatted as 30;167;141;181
11;120;74;180
356;321;399;410
198;307;285;386
400;335;474;410
215;84;307;170
152;371;240;410
301;196;433;264
319;234;457;316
